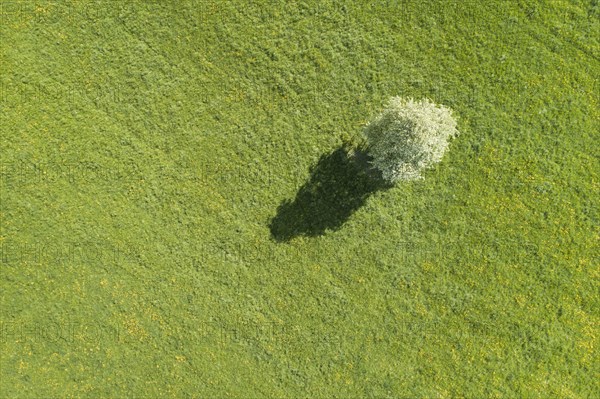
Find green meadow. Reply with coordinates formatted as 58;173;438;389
1;0;598;397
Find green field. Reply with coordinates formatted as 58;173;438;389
1;0;599;397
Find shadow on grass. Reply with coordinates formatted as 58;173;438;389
269;145;392;242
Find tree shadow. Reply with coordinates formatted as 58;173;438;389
269;145;392;242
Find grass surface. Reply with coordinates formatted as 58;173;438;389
1;0;599;397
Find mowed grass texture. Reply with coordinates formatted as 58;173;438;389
1;0;599;397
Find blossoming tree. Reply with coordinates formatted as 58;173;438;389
363;97;459;183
